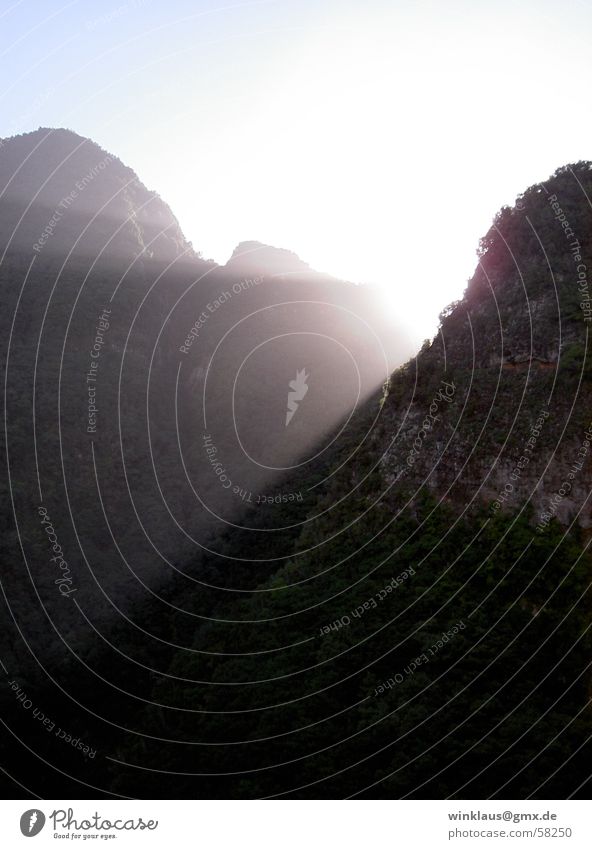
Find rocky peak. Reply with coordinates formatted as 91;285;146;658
0;127;194;263
226;240;311;276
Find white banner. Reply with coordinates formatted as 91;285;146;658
0;800;590;848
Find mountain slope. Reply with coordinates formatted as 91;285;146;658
0;128;409;687
104;162;592;800
379;160;592;529
3;132;590;801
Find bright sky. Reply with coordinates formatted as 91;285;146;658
1;0;591;343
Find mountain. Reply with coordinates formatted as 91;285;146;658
2;129;590;800
378;161;592;529
0;129;410;683
226;240;312;276
99;162;592;800
0;127;194;263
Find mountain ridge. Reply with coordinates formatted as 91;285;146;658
2;131;591;800
0;127;197;264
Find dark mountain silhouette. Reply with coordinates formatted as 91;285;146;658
109;161;592;800
0;128;411;684
0;127;194;263
378;161;592;529
1;130;590;801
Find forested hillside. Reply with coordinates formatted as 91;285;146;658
1;131;591;799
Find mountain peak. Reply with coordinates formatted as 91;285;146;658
226;240;311;275
0;127;194;263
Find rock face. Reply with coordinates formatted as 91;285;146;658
379;161;592;529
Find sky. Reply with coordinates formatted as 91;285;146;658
1;0;592;343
